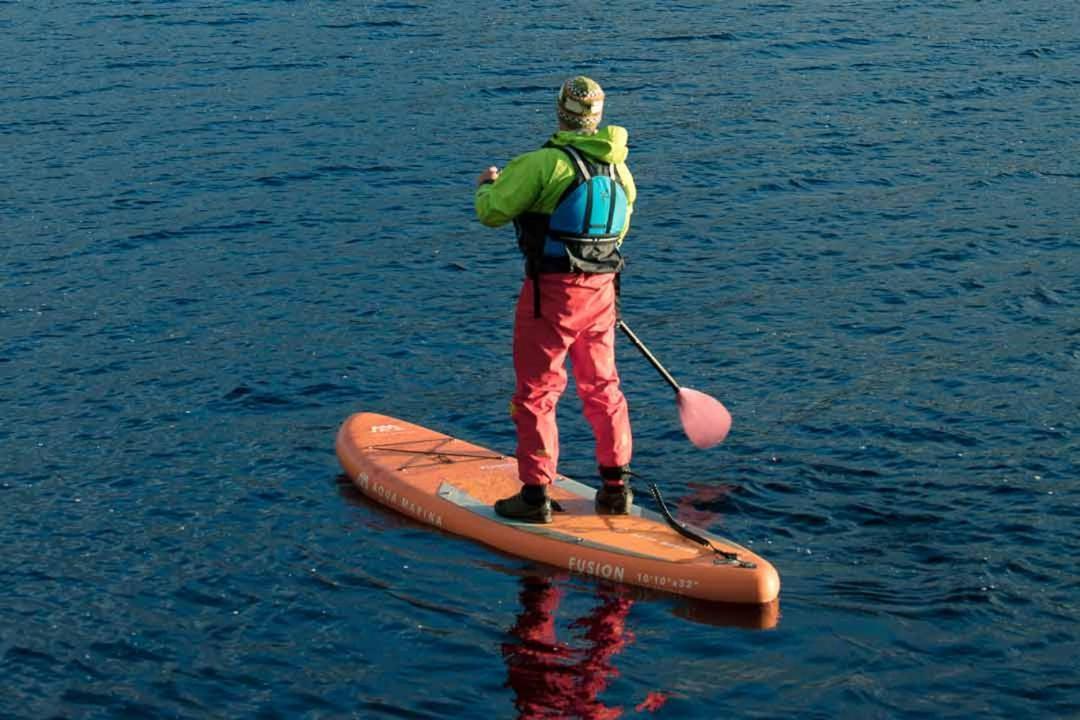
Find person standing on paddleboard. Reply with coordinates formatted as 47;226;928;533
474;76;635;524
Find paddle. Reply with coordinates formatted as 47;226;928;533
616;319;731;448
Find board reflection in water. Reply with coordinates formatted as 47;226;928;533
502;575;778;719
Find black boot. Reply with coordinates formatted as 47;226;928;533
595;465;633;515
495;484;552;524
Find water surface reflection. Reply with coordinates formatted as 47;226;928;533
502;574;778;719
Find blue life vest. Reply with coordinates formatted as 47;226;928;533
514;144;629;277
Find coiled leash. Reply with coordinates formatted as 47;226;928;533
632;473;757;569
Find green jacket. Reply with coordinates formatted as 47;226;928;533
474;126;636;244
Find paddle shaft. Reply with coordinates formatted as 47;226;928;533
616;320;681;393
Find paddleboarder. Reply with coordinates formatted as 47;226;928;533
475;76;635;524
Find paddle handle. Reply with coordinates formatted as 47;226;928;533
616;320;681;393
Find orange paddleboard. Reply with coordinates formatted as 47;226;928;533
335;412;780;605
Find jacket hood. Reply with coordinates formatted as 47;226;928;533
548;125;629;164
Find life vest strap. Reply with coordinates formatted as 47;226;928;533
549;233;622;243
533;270;541;319
561;145;593;181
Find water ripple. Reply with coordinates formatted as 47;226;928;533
3;1;1078;718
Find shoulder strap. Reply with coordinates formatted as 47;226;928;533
560;145;593;181
563;144;623;185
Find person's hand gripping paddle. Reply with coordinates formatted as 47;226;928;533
617;320;731;448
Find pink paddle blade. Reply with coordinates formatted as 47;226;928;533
677;387;732;448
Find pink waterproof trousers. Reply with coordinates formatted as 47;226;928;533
511;273;632;487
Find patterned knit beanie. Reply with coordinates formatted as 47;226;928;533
557;76;605;130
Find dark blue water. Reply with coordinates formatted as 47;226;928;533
3;1;1078;717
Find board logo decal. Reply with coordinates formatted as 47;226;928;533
569;556;625;582
355;472;443;527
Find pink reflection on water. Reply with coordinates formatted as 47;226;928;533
502;577;667;719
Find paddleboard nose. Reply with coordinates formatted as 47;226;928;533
754;562;781;604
